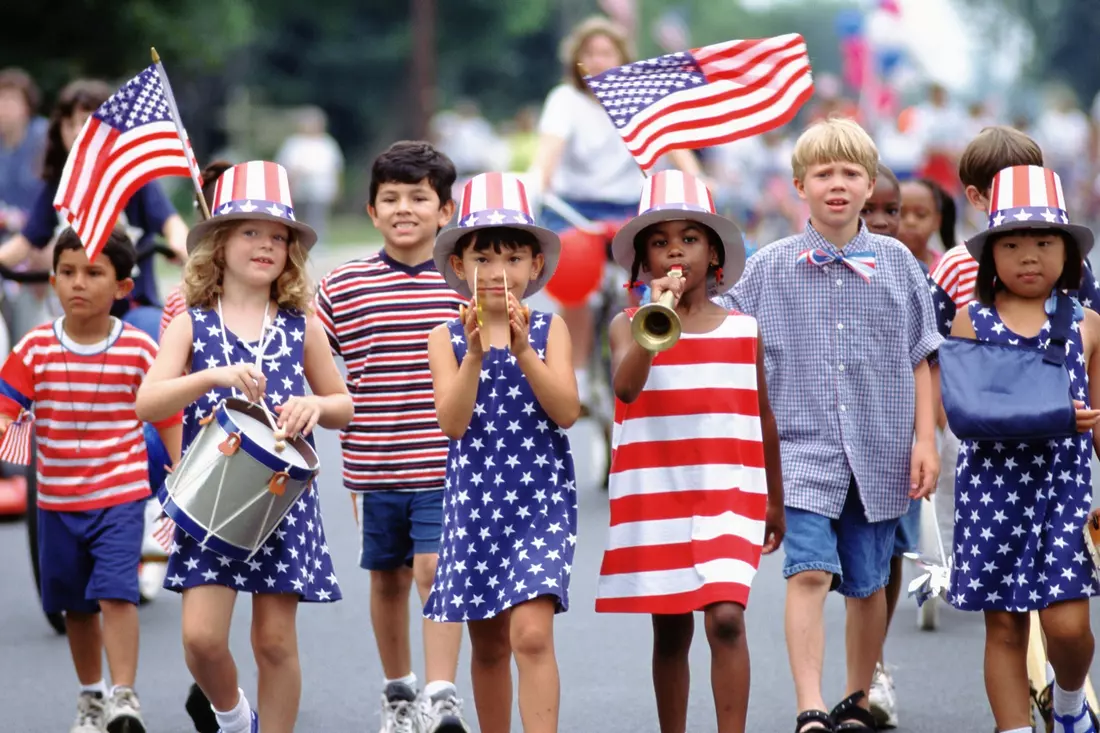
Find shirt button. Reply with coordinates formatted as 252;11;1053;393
840;405;847;412
837;323;844;330
838;364;845;372
836;279;843;287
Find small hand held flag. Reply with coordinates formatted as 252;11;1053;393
583;33;814;171
0;411;33;466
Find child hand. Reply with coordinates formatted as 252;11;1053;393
0;415;13;436
463;299;484;360
507;292;530;355
649;273;685;308
1074;400;1100;433
211;363;266;402
274;395;323;438
761;502;786;555
909;438;939;499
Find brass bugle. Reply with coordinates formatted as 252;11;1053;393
632;267;683;353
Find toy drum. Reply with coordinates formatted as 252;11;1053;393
159;398;320;562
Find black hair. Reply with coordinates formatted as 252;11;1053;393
370;140;457;208
198;159;233;211
974;229;1083;305
41;79;112;184
876;163;900;194
629;220;725;285
452;227;541;258
913;178;958;249
53;227;136;281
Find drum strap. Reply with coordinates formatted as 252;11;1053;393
216;297;282;435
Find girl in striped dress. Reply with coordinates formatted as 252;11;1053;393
598;171;785;733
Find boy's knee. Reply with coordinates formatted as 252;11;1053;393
370;567;414;599
704;603;746;645
789;569;834;592
412;553;439;592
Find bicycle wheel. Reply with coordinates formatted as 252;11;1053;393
24;438;66;635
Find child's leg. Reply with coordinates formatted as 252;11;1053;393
359;491;417;682
703;602;749;733
99;599;139;687
984;610;1032;730
86;499;145;687
251;592;301;733
371;568;416;677
410;489;463;689
652;612;694;733
181;584;241;711
511;597;560;733
66;611;105;685
1040;599;1095;718
468;612;513;733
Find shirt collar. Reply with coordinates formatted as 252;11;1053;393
804;219;870;255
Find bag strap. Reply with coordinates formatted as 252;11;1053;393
1043;292;1075;366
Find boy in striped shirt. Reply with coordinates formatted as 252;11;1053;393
316;141;470;732
0;228;181;733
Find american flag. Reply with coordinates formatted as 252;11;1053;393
0;412;33;466
584;34;814;170
151;514;176;553
53;64;198;262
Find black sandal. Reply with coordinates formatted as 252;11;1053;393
795;709;835;733
830;691;877;731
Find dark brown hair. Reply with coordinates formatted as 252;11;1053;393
0;67;40;113
53;227;135;281
958;126;1043;196
198;160;232;211
974;229;1082;305
370;140;456;208
41;79;112;184
453;227;541;258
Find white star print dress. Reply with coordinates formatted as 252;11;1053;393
949;300;1099;612
160;308;341;603
424;310;577;622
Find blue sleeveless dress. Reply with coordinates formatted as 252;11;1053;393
423;310;577;622
161;307;341;602
949;299;1099;612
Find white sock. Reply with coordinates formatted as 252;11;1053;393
1003;728;1033;733
80;680;108;697
575;368;590;405
423;680;456;700
1053;681;1087;718
384;673;417;691
109;684;133;696
213;689;252;733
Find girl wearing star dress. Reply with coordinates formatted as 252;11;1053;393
947;165;1100;733
135;161;353;733
426;173;579;733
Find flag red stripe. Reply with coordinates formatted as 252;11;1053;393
60;119;109;214
263;161;281;203
682;173;698;206
1044;168;1060;210
485;172;503;210
1012;166;1028;209
232;163;249;201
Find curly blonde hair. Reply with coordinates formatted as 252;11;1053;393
182;220;313;313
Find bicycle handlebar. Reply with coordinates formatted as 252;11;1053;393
0;241;178;284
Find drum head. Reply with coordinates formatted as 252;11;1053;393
229;408;313;470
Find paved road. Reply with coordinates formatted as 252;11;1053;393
4;246;1100;731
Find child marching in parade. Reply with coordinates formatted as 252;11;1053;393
598;170;785;733
427;172;579;733
945;165;1100;733
136;161;353;733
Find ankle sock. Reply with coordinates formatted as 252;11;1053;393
1003;728;1033;733
80;680;108;697
423;680;457;700
384;673;417;692
213;689;252;733
1053;682;1087;718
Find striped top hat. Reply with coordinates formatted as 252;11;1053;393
611;170;745;293
966;165;1094;260
433;172;560;298
186;161;318;253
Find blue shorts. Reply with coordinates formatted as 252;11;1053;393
893;499;922;557
782;482;899;599
357;490;444;571
38;500;144;614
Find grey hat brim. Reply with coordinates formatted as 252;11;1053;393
432;223;561;299
186;212;318;254
966;221;1094;262
610;208;746;293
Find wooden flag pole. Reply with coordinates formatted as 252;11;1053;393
151;47;211;221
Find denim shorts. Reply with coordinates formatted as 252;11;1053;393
892;498;922;557
782;481;899;598
357;489;444;571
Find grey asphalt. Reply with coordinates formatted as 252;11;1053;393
3;249;1100;731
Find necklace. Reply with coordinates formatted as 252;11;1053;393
215;297;275;398
58;318;112;454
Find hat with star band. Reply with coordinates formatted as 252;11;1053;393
186;160;318;253
966;165;1094;261
433;172;561;298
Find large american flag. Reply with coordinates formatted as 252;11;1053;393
585;33;814;170
53;64;197;261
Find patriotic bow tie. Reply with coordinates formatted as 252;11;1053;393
796;248;876;282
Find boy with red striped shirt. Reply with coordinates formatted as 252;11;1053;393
316;141;470;732
0;228;181;733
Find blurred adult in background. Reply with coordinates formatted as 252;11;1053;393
0;68;47;240
1034;83;1091;210
530;15;702;410
275;106;344;249
911;83;967;197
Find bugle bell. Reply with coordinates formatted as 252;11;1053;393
631;266;683;353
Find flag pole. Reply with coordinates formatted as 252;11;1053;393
579;62;649;178
151;47;211;221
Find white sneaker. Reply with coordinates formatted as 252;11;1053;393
418;688;471;733
71;692;106;733
869;663;899;729
380;681;419;733
104;686;145;733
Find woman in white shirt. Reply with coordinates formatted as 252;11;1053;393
530;16;701;409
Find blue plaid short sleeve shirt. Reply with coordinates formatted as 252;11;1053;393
715;223;943;521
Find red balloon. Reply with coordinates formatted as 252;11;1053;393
545;227;607;306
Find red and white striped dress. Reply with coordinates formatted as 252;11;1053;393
596;311;768;614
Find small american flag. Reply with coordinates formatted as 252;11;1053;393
151;514;176;553
53;64;198;262
584;33;814;170
0;412;33;466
